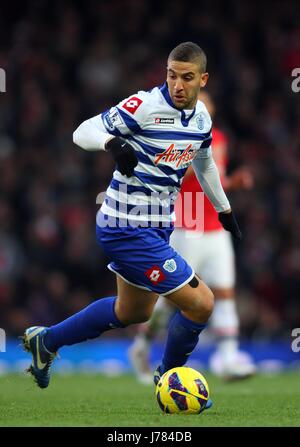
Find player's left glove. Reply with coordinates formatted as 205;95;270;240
218;210;242;240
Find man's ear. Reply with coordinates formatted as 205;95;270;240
200;72;209;88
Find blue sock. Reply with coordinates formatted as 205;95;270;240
43;296;125;352
161;311;207;373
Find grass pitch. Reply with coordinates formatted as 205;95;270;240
0;371;299;427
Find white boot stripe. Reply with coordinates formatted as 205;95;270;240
26;327;45;340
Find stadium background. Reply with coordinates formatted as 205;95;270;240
0;0;299;374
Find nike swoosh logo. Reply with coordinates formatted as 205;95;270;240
36;337;47;369
121;143;126;148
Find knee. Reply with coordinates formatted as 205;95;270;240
115;303;152;326
200;287;214;319
122;313;150;325
186;286;214;322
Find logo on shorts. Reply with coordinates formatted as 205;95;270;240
163;259;177;273
145;266;166;284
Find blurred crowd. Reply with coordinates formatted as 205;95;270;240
0;0;299;338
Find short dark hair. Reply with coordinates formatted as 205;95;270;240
168;42;207;73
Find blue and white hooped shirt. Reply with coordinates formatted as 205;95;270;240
98;82;212;227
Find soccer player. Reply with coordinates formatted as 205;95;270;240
129;92;256;383
22;43;241;408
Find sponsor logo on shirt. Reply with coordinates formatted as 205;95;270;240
144;266;166;283
154;144;196;168
122;97;143;114
154;117;175;124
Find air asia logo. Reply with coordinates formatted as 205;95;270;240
122;97;143;114
155;117;175;124
145;266;166;284
154;144;196;168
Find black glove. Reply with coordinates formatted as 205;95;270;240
218;210;242;240
105;137;138;177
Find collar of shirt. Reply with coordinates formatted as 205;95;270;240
159;82;196;127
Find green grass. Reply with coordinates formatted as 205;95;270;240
0;372;299;427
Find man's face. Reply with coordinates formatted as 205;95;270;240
167;60;209;110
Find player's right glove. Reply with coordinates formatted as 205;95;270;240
105;136;138;177
218;210;242;240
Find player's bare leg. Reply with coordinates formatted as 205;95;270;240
210;286;256;380
166;276;214;324
114;276;159;325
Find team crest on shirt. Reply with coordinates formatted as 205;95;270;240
154;144;196;168
196;113;205;130
163;259;177;273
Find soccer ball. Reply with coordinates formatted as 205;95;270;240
155;366;210;414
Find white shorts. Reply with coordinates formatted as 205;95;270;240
170;228;235;289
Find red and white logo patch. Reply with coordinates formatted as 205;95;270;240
154;144;196;168
122;97;143;114
144;266;166;284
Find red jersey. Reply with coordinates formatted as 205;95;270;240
174;128;228;232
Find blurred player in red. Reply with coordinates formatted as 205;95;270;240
129;91;256;382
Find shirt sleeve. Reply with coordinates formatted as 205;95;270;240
73;114;113;151
73;92;148;151
192;149;231;213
